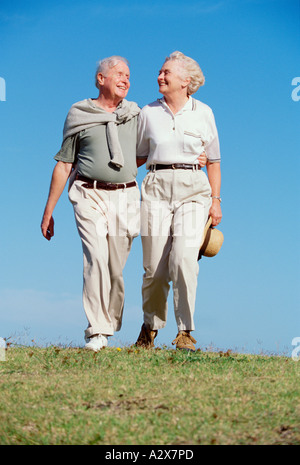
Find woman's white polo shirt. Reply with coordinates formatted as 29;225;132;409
137;96;221;169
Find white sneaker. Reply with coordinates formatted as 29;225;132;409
84;334;108;352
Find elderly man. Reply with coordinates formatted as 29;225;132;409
135;51;222;352
41;56;140;351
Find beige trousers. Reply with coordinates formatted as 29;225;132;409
140;168;212;332
69;180;140;338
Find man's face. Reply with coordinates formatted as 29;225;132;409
157;60;188;97
98;61;130;101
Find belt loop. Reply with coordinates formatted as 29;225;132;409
151;165;156;173
93;180;97;189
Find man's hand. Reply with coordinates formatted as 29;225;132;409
198;151;207;168
41;215;54;241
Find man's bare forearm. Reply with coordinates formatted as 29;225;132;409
41;161;73;239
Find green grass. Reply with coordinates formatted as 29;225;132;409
0;345;299;445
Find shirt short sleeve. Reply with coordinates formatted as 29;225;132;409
54;133;79;163
204;109;221;163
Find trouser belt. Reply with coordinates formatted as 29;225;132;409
149;164;201;171
75;174;136;190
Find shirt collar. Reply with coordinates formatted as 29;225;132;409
158;96;193;114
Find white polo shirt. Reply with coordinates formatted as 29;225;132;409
137;97;221;169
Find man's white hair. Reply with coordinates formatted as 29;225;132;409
95;55;129;89
164;51;205;95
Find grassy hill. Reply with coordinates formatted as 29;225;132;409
0;345;299;445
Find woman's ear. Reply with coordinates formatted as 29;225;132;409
182;76;191;91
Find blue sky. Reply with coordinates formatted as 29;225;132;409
0;0;299;355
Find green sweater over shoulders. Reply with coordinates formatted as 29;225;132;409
54;116;138;183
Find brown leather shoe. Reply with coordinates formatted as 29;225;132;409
135;324;158;348
172;331;196;352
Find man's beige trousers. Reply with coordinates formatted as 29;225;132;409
69;180;140;338
140;168;212;332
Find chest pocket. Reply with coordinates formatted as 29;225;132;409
183;131;204;154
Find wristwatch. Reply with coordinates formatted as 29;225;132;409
212;196;222;203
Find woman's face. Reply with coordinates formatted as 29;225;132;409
157;60;189;97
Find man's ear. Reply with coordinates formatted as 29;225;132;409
97;72;105;87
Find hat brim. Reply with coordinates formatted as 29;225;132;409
198;217;224;259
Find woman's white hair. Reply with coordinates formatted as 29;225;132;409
95;55;129;89
164;51;205;95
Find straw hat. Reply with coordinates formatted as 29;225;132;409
198;216;224;260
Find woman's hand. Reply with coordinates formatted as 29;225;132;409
209;199;222;227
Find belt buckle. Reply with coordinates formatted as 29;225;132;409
172;164;176;169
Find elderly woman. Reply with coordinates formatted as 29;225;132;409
136;51;222;351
